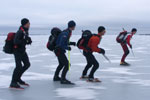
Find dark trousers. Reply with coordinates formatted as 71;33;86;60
121;43;129;62
54;50;69;80
11;51;30;83
82;51;99;78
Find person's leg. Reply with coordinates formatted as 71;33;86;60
18;52;30;82
53;50;65;80
54;56;64;78
60;53;74;84
121;43;129;62
60;53;69;80
10;52;22;87
82;52;93;76
88;53;99;79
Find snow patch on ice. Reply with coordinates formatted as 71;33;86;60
0;62;14;71
0;72;53;88
105;59;143;63
100;75;129;79
43;65;57;71
0;98;5;100
135;50;147;53
72;63;86;66
29;53;50;58
113;78;150;87
0;58;13;61
31;59;43;63
23;72;53;80
55;87;98;100
107;54;119;57
44;65;57;68
100;68;140;75
134;47;147;50
103;48;112;51
0;75;10;88
76;81;106;90
72;53;82;56
55;80;106;100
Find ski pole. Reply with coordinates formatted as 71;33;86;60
68;39;71;71
103;54;111;63
122;28;127;32
68;50;70;71
130;48;135;57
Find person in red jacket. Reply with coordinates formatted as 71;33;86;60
80;26;106;82
120;28;137;65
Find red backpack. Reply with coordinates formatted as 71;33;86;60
3;32;16;54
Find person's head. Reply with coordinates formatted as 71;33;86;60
131;28;137;35
68;20;76;31
98;26;106;36
21;18;30;29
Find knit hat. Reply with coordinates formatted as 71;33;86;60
21;18;29;26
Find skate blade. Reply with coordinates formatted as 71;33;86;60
9;87;24;90
86;78;102;83
80;77;88;80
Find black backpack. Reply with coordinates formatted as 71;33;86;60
3;32;16;54
47;27;62;51
77;30;92;50
116;31;128;43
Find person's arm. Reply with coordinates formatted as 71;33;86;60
14;30;25;45
69;42;76;46
126;35;132;48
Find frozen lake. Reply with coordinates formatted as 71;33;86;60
0;35;150;100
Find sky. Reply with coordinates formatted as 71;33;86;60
0;0;150;33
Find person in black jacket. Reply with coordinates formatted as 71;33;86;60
53;20;76;84
10;18;32;89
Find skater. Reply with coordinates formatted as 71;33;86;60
116;28;137;66
53;20;76;84
77;26;106;82
10;18;32;89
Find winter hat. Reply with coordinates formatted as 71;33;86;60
68;20;76;28
21;18;29;26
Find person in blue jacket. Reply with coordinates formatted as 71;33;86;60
54;20;76;84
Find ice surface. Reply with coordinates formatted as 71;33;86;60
0;35;150;100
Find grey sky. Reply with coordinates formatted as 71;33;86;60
0;0;150;27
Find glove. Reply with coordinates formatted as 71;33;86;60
69;42;76;46
130;45;132;49
68;47;71;51
99;48;105;55
26;36;32;45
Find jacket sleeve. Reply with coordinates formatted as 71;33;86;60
14;30;25;45
89;37;101;53
126;35;132;47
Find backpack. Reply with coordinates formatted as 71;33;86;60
47;27;62;51
3;32;16;54
116;31;128;43
77;30;93;50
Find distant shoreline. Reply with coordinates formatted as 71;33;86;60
0;34;149;36
139;34;150;36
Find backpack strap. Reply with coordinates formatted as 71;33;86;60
20;27;27;35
